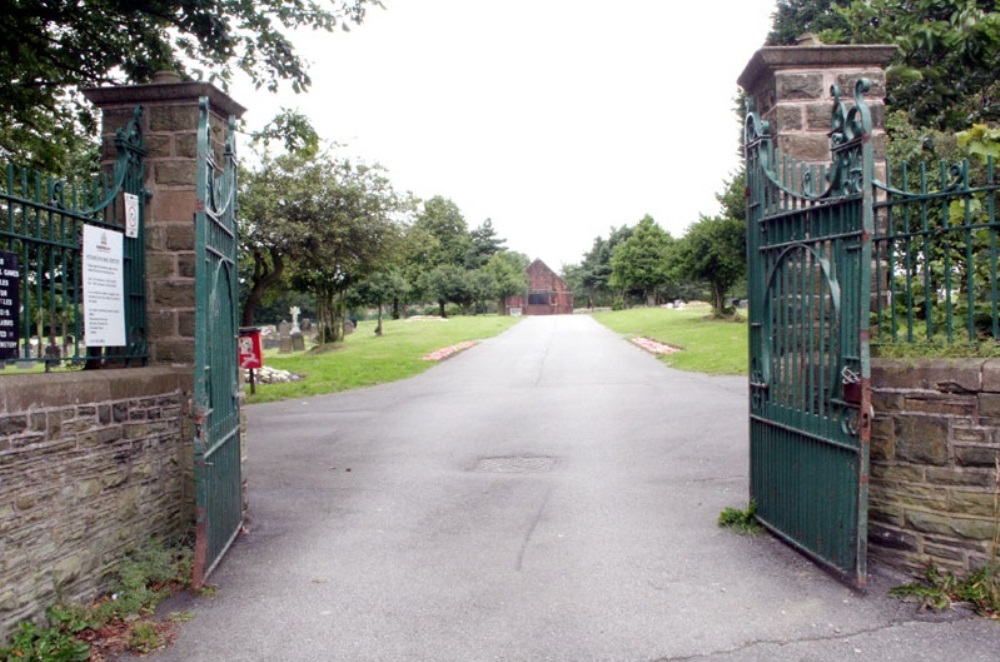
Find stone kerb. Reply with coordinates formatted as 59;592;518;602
738;45;897;164
83;75;246;365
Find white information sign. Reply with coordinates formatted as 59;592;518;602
83;224;126;347
124;192;140;238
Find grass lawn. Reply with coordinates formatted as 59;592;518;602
592;307;748;375
247;315;520;403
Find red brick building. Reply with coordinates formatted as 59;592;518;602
505;259;574;315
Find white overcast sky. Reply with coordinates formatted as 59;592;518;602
232;0;778;270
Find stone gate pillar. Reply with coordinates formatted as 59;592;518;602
737;44;897;162
83;73;246;365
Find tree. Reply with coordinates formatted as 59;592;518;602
485;251;530;313
771;0;1000;130
465;218;507;269
352;268;409;336
1;1;378;170
716;171;747;223
838;0;1000;130
609;215;674;306
410;196;473;269
419;264;473;317
575;224;634;308
766;0;852;45
239;151;315;327
672;215;747;316
288;157;406;343
468;269;499;315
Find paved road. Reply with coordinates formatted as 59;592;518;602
144;315;1000;661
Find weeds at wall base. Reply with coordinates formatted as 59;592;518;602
889;564;1000;618
0;538;196;661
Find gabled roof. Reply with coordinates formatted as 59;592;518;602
527;258;556;274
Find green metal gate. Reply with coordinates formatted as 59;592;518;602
193;97;243;587
745;81;874;588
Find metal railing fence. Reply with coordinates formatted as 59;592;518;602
0;106;146;370
872;156;1000;348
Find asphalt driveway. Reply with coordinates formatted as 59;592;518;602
142;315;1000;661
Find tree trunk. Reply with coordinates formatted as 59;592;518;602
241;248;284;327
315;296;328;344
713;283;727;316
375;304;383;336
391;297;400;320
332;290;347;342
438;300;447;318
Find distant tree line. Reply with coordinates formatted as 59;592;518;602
239;118;528;341
560;172;747;316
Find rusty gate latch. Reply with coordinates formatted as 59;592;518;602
842;366;862;405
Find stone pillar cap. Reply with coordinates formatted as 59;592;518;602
738;44;898;92
82;80;247;119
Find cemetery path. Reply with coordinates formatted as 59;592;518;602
140;315;1000;661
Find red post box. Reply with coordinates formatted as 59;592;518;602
238;327;263;369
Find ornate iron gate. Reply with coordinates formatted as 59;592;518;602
193;97;243;586
745;81;874;588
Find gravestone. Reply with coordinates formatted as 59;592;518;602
278;320;292;354
261;325;280;350
291;332;305;352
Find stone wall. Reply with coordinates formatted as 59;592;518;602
869;359;1000;575
0;367;193;634
0;77;246;641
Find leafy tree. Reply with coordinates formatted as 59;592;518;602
575;224;634;307
468;269;499;315
609;215;674;306
419;264;474;317
465;218;507;269
352;268;409;336
410;196;473;269
250;109;321;158
716;171;747;223
673;215;747;315
772;0;1000;130
2;1;379;170
239;151;316;327
288;157;406;343
766;0;852;45
485;251;530;313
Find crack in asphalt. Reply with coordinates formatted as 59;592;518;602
515;487;552;571
533;340;553;387
647;618;941;661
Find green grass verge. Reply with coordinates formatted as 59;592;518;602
247;315;520;403
592;307;748;375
